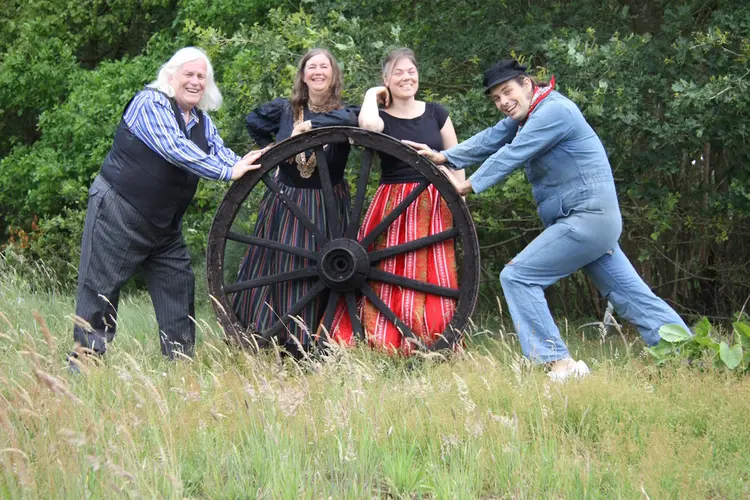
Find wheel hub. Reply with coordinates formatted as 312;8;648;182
318;239;370;291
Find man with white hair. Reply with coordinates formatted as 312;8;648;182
71;47;263;363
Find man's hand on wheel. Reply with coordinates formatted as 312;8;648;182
402;140;447;165
231;149;266;180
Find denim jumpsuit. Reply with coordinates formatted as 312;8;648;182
443;91;689;362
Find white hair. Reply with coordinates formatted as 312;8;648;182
147;47;223;111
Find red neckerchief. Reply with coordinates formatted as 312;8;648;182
521;75;555;125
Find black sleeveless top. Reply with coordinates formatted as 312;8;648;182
378;102;449;184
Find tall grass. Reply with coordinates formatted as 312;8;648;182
1;256;750;498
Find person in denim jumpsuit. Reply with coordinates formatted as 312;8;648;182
408;60;689;377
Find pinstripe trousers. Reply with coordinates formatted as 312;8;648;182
73;175;196;359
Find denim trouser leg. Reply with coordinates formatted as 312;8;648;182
500;214;616;363
582;245;690;346
501;206;689;363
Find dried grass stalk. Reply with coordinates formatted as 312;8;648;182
32;311;56;352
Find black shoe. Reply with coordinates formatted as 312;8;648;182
67;350;102;374
67;352;82;374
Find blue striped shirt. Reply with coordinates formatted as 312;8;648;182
124;90;239;181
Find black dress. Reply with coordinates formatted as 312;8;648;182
233;98;358;352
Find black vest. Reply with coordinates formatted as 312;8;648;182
100;89;209;228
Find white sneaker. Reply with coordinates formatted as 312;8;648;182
547;360;590;382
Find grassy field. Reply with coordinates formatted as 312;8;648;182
1;261;750;499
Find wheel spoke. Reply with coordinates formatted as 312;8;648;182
345;291;364;341
208;128;479;355
368;268;460;299
261;173;328;246
360;282;423;350
368;228;458;263
225;267;318;294
359;181;429;249
345;148;374;239
317;290;340;349
314;147;342;239
261;280;327;341
227;231;318;261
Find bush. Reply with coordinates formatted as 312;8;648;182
1;0;749;321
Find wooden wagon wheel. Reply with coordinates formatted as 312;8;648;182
206;126;479;352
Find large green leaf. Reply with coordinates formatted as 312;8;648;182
733;322;750;349
659;324;691;343
719;342;743;370
645;339;674;365
694;335;719;352
693;317;712;338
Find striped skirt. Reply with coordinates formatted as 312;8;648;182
331;182;458;354
232;180;350;351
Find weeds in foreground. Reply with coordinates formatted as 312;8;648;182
647;319;750;372
1;265;750;498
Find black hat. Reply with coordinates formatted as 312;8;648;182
483;59;527;94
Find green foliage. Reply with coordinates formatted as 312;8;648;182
647;318;750;372
26;208;87;284
0;0;749;321
0;56;161;222
0;32;77;154
658;323;692;343
176;0;281;35
0;0;179;155
540;3;750;317
0;54;165;281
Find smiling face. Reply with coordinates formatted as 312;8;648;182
384;56;419;99
303;53;333;98
489;77;534;121
169;58;206;112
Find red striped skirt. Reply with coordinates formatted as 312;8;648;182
331;182;458;354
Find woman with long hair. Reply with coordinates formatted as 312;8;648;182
331;48;461;354
232;48;358;355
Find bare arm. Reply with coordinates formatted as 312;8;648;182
358;87;388;132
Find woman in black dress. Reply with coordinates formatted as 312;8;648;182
232;48;358;354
